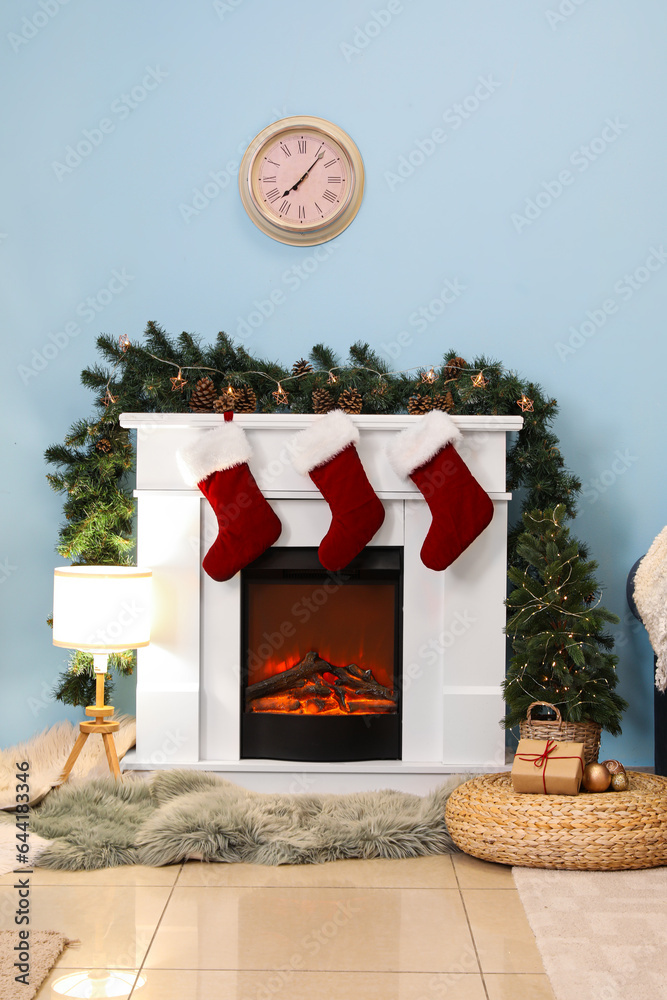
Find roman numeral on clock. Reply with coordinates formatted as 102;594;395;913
262;175;276;184
298;205;306;220
279;199;291;215
265;188;280;203
279;142;291;157
322;189;337;204
327;176;341;184
324;158;337;168
297;139;307;154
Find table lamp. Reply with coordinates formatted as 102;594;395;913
52;566;152;782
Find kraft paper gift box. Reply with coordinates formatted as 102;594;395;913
511;738;585;795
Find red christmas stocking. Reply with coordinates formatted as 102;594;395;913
292;410;385;571
177;414;281;581
388;410;493;571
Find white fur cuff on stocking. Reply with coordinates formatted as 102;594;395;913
291;410;360;476
387;410;462;479
177;421;253;487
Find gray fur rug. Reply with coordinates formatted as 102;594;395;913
29;770;461;869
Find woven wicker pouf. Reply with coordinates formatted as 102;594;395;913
445;772;667;870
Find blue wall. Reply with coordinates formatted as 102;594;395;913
2;0;664;763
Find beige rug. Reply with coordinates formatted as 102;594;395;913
0;930;73;999
513;866;667;999
0;716;136;810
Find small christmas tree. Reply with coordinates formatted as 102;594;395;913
502;505;627;734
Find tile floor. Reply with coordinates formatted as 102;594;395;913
0;852;554;999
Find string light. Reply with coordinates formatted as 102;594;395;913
170;369;187;392
272;383;289;406
98;348;542;429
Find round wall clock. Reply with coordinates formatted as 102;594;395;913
239;116;364;246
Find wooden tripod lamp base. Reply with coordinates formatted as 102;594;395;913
60;659;122;782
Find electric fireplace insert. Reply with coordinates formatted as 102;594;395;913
240;547;402;762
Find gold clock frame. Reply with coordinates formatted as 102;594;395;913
238;116;364;246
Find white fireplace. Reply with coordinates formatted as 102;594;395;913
119;412;521;793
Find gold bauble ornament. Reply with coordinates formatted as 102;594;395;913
582;762;612;792
600;759;625;775
610;771;629;792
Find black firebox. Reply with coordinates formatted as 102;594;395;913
240;547;402;762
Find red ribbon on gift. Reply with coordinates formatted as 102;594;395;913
516;739;584;793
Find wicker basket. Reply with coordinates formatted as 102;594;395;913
445;771;667;870
519;700;601;764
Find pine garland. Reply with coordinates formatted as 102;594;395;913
45;321;586;709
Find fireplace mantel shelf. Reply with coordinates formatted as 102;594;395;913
121;411;522;794
122;413;524;432
133;488;513;501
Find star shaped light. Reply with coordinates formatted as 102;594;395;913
517;394;534;412
170;369;188;392
272;384;289;406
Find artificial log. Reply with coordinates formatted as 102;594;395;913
247;696;301;713
345;697;395;713
297;682;331;698
245;649;397;712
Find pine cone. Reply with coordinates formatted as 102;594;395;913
213;393;234;414
407;394;433;415
443;356;467;380
95;438;112;453
432;391;455;413
338;387;363;414
233;386;257;413
292;358;313;377
189;376;217;412
312;388;335;414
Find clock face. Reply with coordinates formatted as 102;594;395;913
239;117;364;246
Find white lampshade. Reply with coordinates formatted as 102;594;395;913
53;566;152;654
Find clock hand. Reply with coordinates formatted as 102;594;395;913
281;151;324;196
